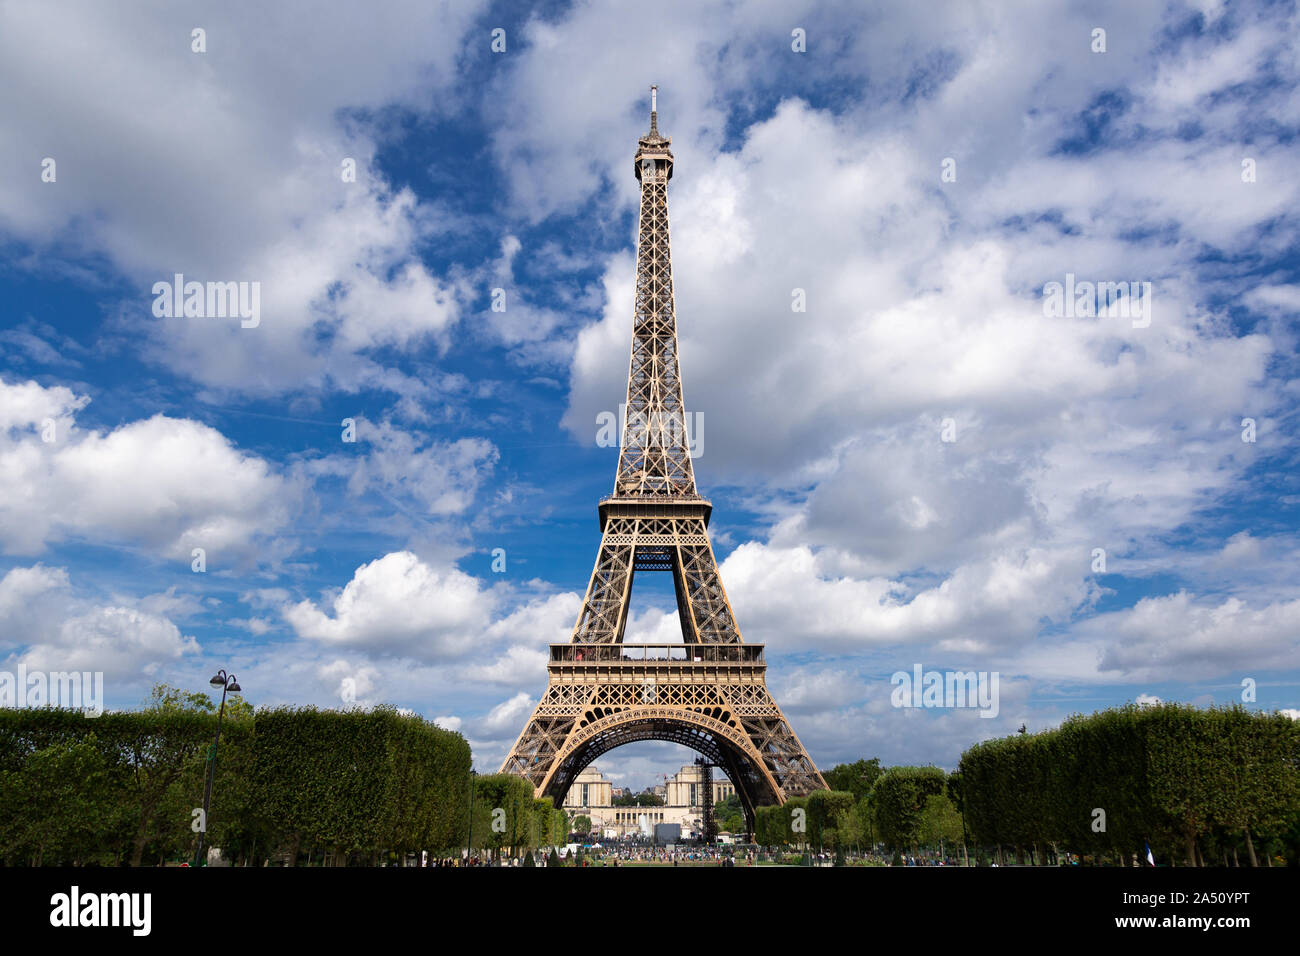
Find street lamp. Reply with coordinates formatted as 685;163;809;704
193;669;241;867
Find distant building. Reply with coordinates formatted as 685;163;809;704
665;763;735;807
563;764;737;839
564;766;611;812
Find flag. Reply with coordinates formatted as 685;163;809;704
1145;841;1155;866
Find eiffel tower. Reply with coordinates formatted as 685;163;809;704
501;87;826;830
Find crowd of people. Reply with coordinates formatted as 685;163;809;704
425;845;973;866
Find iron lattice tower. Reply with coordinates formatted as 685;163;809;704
500;88;826;832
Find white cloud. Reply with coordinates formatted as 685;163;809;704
478;691;535;735
459;644;548;688
455;591;584;688
484;592;581;647
0;378;88;432
0;379;293;561
316;658;382;708
1092;593;1300;680
1;565;201;684
720;542;1092;654
342;419;498;516
0;563;68;621
17;605;199;680
0;0;488;395
283;550;495;660
770;667;865;714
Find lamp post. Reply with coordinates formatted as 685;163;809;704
193;669;240;867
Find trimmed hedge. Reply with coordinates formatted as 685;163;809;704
0;703;472;866
871;766;947;851
959;703;1300;865
251;705;470;864
468;772;548;859
0;705;248;865
753;790;855;848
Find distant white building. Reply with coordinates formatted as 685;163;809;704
563;764;737;838
565;766;611;810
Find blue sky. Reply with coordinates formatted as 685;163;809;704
1;0;1297;791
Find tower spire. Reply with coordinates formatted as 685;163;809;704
622;87;688;497
640;85;668;148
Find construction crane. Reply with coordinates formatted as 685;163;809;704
694;757;717;844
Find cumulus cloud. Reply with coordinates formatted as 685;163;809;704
283;551;496;660
1093;593;1300;680
453;591;583;688
0;562;201;685
0;378;293;561
478;691;535;735
458;645;548;687
0;563;71;649
14;605;199;681
0;378;88;432
0;563;68;620
316;658;383;708
721;542;1093;654
0;0;488;396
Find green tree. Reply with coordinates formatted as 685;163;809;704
715;792;745;834
120;702;219;865
474;773;535;860
821;758;884;802
873;766;946;852
917;793;963;851
0;734;120;865
252;705;470;865
837;799;866;849
806;790;855;849
147;682;253;722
